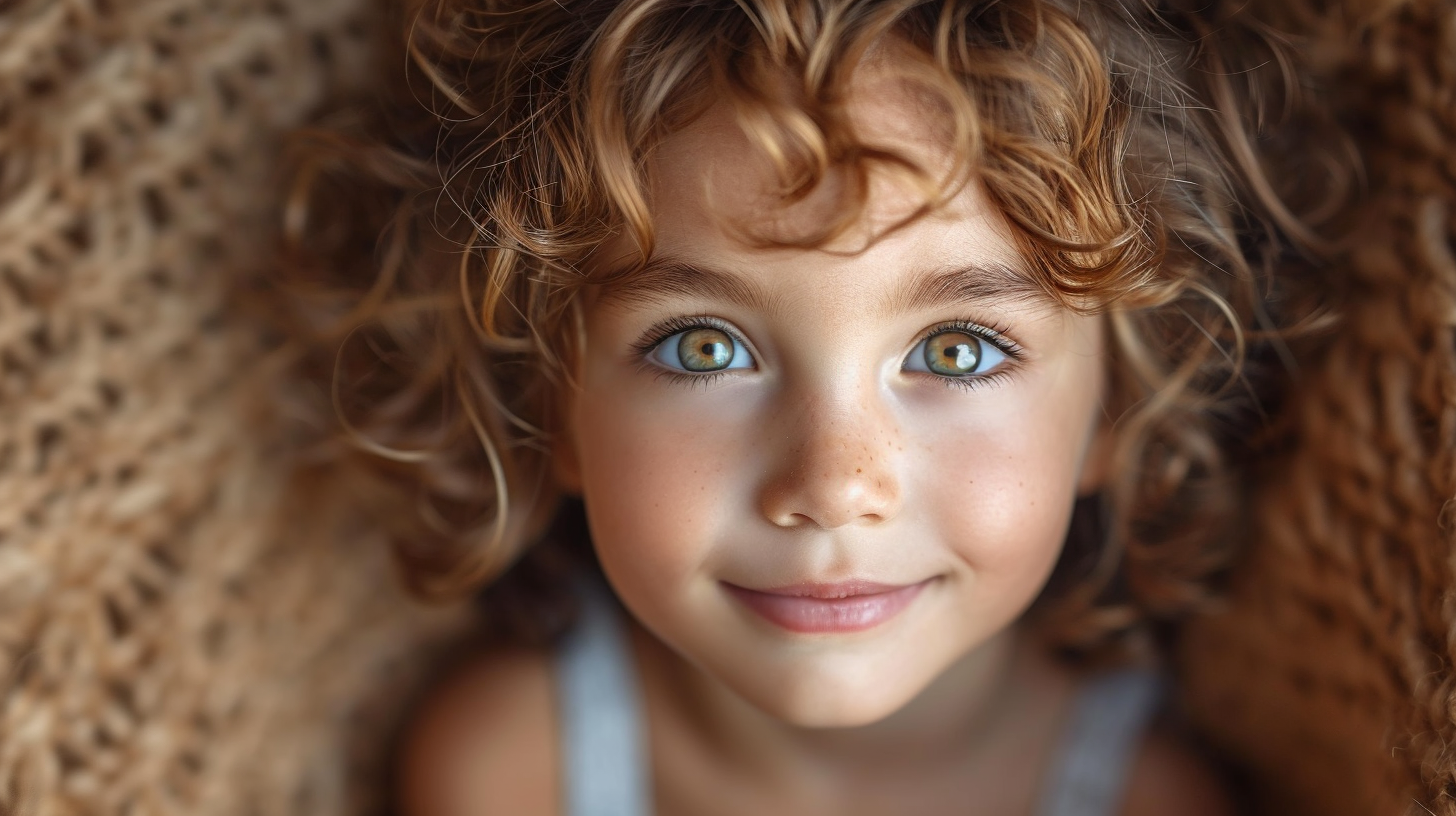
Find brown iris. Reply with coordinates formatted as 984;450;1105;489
925;331;981;376
677;328;734;371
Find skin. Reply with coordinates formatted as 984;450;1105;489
554;71;1109;731
400;59;1238;816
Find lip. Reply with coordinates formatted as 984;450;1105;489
722;579;933;634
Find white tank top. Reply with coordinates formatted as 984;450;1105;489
554;579;1163;816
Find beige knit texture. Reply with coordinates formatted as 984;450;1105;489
0;2;464;814
2;0;1456;814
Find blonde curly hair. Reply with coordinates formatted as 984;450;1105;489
273;0;1344;654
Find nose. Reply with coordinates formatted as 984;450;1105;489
757;382;904;530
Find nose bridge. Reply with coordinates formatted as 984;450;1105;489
759;371;903;530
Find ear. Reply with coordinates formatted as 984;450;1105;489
550;403;584;497
1076;414;1114;497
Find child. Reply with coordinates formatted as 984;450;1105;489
279;0;1330;812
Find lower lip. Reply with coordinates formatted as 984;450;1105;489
723;580;931;634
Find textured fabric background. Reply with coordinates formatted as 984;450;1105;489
0;2;464;814
0;1;1453;814
1178;3;1456;815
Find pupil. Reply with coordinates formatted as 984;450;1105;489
948;344;975;369
926;332;979;375
679;328;733;371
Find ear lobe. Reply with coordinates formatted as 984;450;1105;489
551;419;584;496
1076;417;1114;497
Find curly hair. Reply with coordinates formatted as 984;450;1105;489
271;0;1344;655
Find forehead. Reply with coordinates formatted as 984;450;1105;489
648;72;962;253
592;78;1055;313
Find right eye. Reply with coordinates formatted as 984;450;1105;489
648;326;755;373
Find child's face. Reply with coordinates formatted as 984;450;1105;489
556;71;1108;728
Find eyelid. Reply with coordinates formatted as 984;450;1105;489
631;315;757;372
918;320;1025;360
902;320;1025;388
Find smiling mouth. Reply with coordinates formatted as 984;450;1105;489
722;579;933;634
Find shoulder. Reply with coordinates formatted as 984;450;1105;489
1119;729;1238;816
397;646;558;816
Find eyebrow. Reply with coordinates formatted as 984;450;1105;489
882;262;1058;316
592;256;1057;316
594;259;779;313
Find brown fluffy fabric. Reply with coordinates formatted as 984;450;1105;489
1178;1;1456;815
1;0;1453;814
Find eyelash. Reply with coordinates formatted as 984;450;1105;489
630;315;746;389
928;319;1024;393
630;315;1026;391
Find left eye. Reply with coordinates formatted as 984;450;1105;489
903;330;1008;377
649;327;754;373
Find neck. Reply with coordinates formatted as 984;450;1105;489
631;622;1047;789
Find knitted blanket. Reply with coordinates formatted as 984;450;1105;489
0;1;1452;814
0;2;462;814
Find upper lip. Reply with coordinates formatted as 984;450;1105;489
727;580;922;599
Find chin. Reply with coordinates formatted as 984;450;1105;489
729;662;925;729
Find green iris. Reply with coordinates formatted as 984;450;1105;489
925;331;981;375
677;328;734;371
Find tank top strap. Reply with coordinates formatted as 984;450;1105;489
554;576;653;816
1033;668;1166;816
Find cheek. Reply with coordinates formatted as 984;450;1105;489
568;380;745;602
915;364;1101;591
